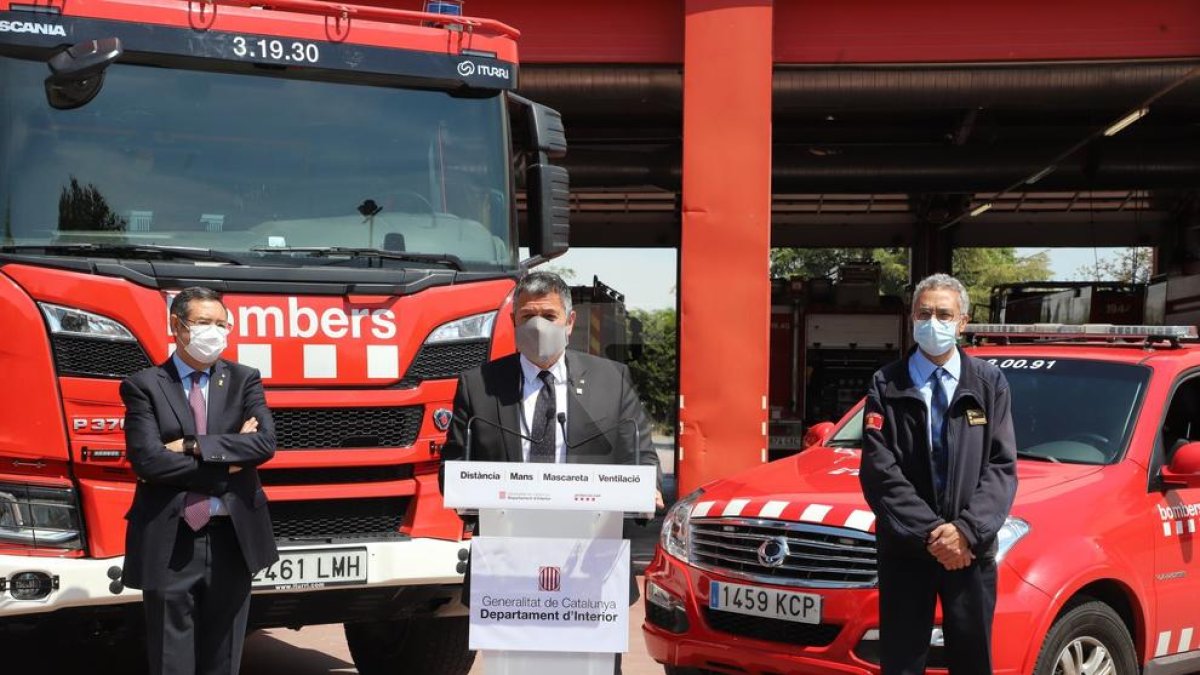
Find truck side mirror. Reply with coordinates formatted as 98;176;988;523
45;38;123;110
1162;441;1200;490
803;422;837;449
509;94;569;262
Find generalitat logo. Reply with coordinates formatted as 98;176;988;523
538;566;561;592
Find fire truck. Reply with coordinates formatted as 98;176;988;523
0;0;568;671
769;263;906;460
647;323;1200;675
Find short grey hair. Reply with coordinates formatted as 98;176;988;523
170;286;225;321
912;273;970;318
514;271;572;315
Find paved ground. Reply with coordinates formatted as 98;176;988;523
241;583;662;674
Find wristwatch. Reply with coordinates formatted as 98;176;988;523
183;435;199;457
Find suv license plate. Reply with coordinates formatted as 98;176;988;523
709;580;822;624
252;547;367;590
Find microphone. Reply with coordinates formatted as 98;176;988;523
463;415;541;462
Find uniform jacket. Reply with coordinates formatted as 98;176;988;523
859;348;1018;559
120;358;279;590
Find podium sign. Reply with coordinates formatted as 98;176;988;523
468;536;630;653
442;461;656;512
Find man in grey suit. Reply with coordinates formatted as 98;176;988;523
121;286;278;675
441;271;662;674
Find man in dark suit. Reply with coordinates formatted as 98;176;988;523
441;271;662;674
121;286;278;675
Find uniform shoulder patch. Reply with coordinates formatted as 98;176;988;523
865;412;884;431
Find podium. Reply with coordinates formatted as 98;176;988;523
442;460;657;674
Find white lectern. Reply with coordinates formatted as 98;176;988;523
443;460;656;675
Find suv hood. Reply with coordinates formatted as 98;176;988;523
690;446;1103;534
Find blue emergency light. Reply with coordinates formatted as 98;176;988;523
424;1;463;15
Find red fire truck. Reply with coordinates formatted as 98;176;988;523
647;323;1200;675
0;0;568;671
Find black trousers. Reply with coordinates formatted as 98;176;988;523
877;555;997;675
142;518;252;675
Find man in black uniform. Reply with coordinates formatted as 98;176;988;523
859;273;1018;675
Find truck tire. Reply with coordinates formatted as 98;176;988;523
1033;599;1139;675
344;616;475;675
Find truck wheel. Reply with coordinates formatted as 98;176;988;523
1033;600;1139;675
344;616;475;675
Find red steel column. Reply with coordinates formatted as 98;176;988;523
677;0;772;494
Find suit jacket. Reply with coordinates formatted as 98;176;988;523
442;350;661;480
120;358;279;590
441;350;661;606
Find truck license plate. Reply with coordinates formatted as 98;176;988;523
709;580;822;624
252;547;367;590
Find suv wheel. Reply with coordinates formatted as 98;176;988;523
1033;600;1138;675
344;616;475;675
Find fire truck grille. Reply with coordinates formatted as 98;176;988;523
270;497;410;541
51;335;153;379
401;340;491;384
259;465;413;486
690;518;877;588
272;406;424;449
701;607;841;646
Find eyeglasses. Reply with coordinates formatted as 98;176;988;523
184;319;232;333
913;309;961;322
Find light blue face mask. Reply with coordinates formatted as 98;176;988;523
912;318;959;357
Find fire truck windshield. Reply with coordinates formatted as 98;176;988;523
0;54;514;270
827;358;1150;465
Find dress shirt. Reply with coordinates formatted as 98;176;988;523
908;348;961;459
172;353;229;517
519;353;568;463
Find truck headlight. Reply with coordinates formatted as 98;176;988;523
996;517;1030;562
39;302;136;342
660;490;702;561
425;312;496;344
0;483;84;550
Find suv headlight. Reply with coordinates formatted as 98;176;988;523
660;490;703;561
425;312;496;344
996;516;1030;562
0;483;84;550
39;303;135;342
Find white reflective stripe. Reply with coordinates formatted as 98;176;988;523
691;501;715;518
236;344;273;378
1178;521;1186;536
758;501;789;518
1179;628;1194;653
1164;522;1174;537
845;510;876;531
366;345;399;379
800;504;833;523
722;499;751;517
1156;631;1172;658
302;344;337;379
1190;520;1197;534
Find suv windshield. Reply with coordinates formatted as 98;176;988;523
825;358;1149;465
0;56;513;270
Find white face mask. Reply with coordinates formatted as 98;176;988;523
515;316;568;365
183;323;227;364
913;317;959;357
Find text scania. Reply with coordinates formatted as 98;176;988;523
237;299;396;340
0;20;66;35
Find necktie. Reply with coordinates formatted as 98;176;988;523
529;370;557;463
929;368;950;499
183;371;211;531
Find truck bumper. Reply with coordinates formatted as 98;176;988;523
0;538;469;620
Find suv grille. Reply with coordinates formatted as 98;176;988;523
402;340;490;384
690;518;877;587
272;406;423;449
270;497;410;541
702;607;841;646
51;335;153;378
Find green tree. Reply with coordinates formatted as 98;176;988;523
769;247;1053;320
58;176;126;233
1073;247;1153;284
627;308;677;432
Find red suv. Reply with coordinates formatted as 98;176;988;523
645;325;1200;675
